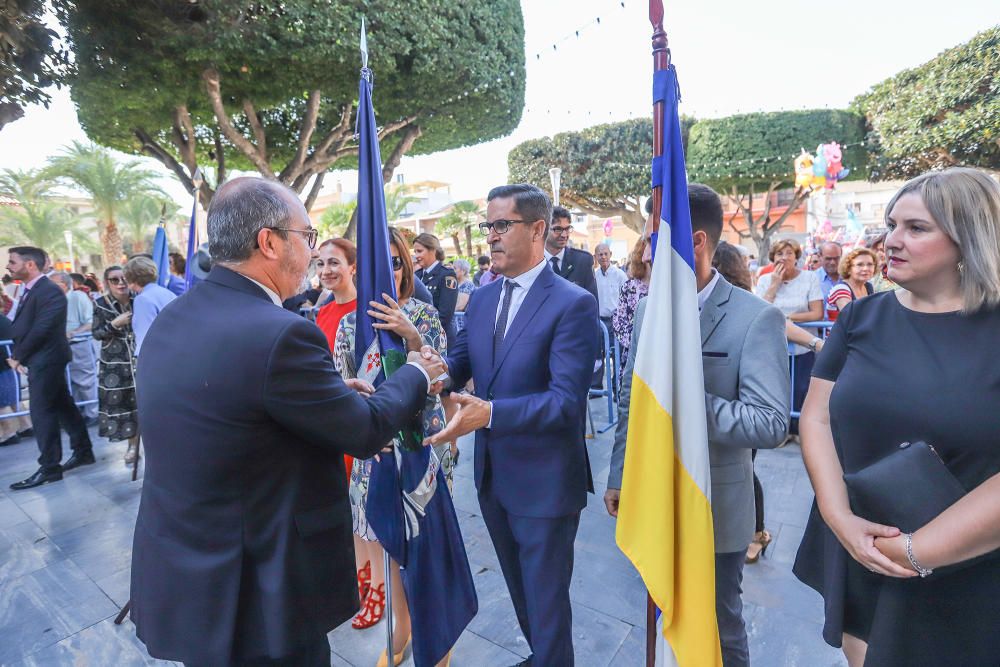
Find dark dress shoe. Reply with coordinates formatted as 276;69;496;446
10;468;63;490
0;433;20;446
17;427;33;438
62;450;96;471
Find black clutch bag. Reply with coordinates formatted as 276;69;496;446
843;440;965;534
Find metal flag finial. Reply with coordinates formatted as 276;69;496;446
360;17;369;69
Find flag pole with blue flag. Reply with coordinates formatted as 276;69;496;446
184;169;203;290
615;3;723;665
151;220;170;289
354;18;477;666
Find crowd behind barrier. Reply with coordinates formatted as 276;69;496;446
0;334;98;421
788;320;834;419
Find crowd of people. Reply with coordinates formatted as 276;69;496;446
1;165;998;667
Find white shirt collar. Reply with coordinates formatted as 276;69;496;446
544;248;566;263
423;260;440;273
503;257;548;292
697;269;721;312
241;275;283;307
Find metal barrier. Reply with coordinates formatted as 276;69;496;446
587;323;620;435
0;334;98;421
788;321;834;420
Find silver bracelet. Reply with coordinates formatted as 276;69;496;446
904;532;933;578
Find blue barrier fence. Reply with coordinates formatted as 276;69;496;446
0;334;98;421
788;321;835;420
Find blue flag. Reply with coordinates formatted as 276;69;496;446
354;54;477;667
151;226;170;287
183;195;199;290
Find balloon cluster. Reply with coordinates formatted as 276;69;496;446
794;142;850;191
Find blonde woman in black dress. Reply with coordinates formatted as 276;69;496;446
794;168;1000;666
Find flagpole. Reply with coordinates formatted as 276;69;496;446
647;2;668;665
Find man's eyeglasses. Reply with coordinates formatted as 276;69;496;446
391;256;403;271
549;225;572;236
478;219;533;235
264;226;319;249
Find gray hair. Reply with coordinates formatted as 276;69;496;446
595;243;611;254
207;179;296;263
453;258;471;275
50;271;72;288
123;256;158;287
886;167;1000;313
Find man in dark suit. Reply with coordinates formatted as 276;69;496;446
7;246;94;490
130;178;446;667
544;205;598;302
429;184;599;666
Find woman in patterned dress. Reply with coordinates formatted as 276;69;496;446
91;266;139;464
333;228;453;666
612;236;651;385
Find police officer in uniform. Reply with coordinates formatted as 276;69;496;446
413;233;459;344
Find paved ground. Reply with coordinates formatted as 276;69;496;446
0;399;846;666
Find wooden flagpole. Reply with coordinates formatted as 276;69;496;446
647;1;668;665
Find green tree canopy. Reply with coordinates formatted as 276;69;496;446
686;109;867;257
508;118;669;233
0;1;68;132
852;26;1000;180
54;0;526;209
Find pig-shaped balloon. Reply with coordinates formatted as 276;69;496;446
823;142;844;179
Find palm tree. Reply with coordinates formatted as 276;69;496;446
46;142;166;265
434;210;465;257
384;184;419;221
318;201;356;239
119;195;169;255
450;200;484;256
0;169;97;257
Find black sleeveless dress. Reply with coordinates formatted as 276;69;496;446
793;291;1000;666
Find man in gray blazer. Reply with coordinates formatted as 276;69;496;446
605;185;790;667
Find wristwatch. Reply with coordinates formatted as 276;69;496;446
808;337;821;352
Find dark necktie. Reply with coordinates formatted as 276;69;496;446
550;256;560;275
493;280;517;362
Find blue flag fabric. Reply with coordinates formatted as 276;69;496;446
650;65;691;266
354;64;477;667
151;227;170;288
183;196;199;290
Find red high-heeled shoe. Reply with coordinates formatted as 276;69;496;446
357;560;372;600
352;582;385;629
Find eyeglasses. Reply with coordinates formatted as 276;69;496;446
265;226;318;249
107;277;126;285
391;256;403;271
478;219;533;235
549;225;572;236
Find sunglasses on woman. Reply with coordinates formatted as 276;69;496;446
391;256;403;271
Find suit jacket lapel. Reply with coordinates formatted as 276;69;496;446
488;268;553;387
13;280;39;322
700;276;734;345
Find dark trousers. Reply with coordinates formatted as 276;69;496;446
751;450;764;533
788;351;815;435
479;488;580;666
184;637;330;667
715;551;750;667
28;363;92;473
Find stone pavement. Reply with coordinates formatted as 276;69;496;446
0;399;846;666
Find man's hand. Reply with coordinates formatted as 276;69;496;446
604;489;620;517
344;378;375;398
407;345;447;386
425;393;491;446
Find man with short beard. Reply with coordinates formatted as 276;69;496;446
129;177;447;667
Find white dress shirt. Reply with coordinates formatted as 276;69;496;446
486;257;548;427
594;265;628;318
543;248;566;273
697;269;721;312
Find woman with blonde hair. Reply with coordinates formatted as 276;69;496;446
794;168;1000;666
825;247;877;321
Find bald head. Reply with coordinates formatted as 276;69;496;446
208;177;306;264
595;242;612;270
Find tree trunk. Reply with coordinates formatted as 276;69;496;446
451;234;462;257
464;225;473;256
620;209;646;234
100;218;124;267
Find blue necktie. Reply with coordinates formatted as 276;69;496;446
493;280;516;362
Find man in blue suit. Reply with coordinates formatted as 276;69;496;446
429;184;599;666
